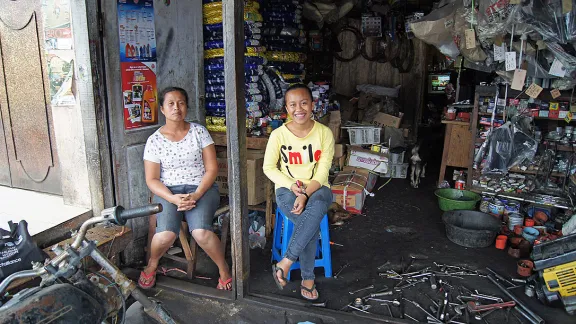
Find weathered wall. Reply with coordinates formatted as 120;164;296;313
101;0;204;265
333;20;428;130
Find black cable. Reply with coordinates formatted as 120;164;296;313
91;272;126;324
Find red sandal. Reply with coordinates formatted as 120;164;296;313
138;270;156;290
217;277;232;291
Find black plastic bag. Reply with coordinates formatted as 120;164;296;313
0;220;45;281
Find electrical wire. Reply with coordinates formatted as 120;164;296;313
91;272;126;324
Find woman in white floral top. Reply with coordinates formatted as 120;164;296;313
140;87;231;291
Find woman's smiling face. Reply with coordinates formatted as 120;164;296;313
285;88;313;125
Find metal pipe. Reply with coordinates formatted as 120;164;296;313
71;216;107;249
486;275;544;324
90;246;136;297
0;268;46;295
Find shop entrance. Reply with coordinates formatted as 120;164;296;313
0;0;62;195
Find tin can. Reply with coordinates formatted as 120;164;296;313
505;201;520;216
488;199;505;216
455;179;466;190
479;197;491;213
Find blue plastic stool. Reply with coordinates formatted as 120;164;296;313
271;207;332;280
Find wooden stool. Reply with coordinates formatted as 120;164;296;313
146;200;230;280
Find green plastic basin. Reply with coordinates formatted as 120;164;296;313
434;189;481;211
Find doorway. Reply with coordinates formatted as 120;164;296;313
0;0;62;195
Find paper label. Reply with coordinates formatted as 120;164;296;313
566;112;573;123
494;44;506;62
549;58;566;77
505;52;517;71
465;29;476;49
563;0;573;14
526;83;543;98
511;69;527;90
551;89;562;99
510;0;520;4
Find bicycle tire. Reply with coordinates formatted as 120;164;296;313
392;37;414;73
333;26;362;62
360;37;381;62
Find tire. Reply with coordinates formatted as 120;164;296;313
333;26;362;62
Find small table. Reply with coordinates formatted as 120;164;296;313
209;131;275;237
438;120;473;187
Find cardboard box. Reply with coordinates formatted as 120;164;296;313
373;112;404;129
328;111;342;143
549;110;560;119
331;155;346;173
383;163;409;178
334;144;346;158
347;146;389;174
559;111;570;119
215;150;267;205
331;166;378;214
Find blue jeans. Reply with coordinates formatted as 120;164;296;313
276;186;332;281
152;184;220;234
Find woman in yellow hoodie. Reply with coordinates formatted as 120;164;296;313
263;84;334;301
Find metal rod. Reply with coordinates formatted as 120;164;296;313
486;275;544;324
0;268;46;296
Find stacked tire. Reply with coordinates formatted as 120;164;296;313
260;0;307;112
203;0;270;128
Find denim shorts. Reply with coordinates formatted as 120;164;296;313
153;184;220;234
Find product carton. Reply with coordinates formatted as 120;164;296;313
216;150;267;205
331;166;378;214
372;112;404;129
383;163;409;178
347;146;389;174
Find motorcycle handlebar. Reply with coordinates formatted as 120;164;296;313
114;204;162;225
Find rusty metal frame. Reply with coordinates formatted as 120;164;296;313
222;0;250;298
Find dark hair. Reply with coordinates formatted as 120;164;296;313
159;87;189;107
285;83;313;102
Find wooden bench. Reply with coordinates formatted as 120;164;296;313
146;204;230;280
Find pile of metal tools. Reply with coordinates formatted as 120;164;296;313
340;259;544;324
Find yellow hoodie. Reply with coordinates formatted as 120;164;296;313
263;121;335;190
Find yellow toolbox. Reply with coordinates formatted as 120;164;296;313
543;260;576;297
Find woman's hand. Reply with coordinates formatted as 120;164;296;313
292;195;308;215
290;183;304;196
169;194;198;211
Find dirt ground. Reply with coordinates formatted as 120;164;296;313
245;170;574;323
149;127;574;323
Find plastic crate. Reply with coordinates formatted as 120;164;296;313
346;127;381;145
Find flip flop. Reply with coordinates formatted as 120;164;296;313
300;283;319;301
271;264;288;290
217;277;232;291
138;270;156;290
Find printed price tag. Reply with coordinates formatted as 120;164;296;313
511;69;526;90
494;44;506;62
563;0;572;14
465;29;476;49
551;89;562;99
549;58;566;77
505;52;517;71
565;111;573;123
526;83;543;98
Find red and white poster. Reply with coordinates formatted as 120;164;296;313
121;61;158;129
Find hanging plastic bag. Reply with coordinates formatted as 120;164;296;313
410;1;461;58
483;122;513;174
508;122;538;169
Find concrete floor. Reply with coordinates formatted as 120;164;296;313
0;186;89;235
